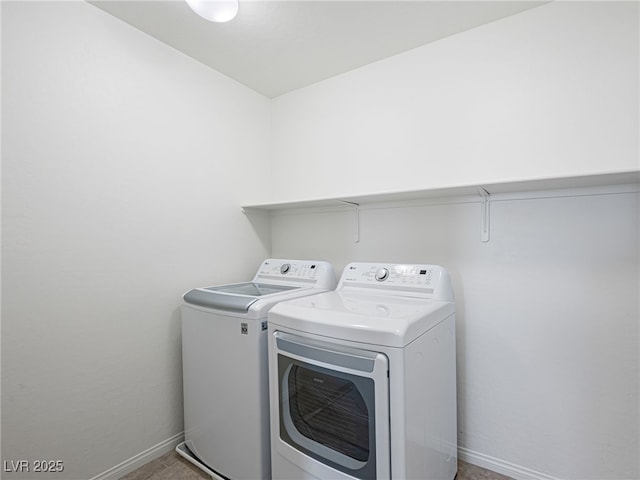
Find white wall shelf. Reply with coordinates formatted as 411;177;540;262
242;171;639;213
242;171;640;242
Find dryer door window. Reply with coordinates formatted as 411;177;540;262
288;363;372;462
275;332;389;480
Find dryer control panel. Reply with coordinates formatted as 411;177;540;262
338;262;454;302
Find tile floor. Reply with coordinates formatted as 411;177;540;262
120;450;513;480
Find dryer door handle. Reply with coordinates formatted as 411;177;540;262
274;331;382;374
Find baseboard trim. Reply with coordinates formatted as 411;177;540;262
89;432;184;480
459;447;561;480
92;435;562;480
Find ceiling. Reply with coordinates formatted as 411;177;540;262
90;0;546;98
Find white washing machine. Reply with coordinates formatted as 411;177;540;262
268;262;457;480
177;259;336;480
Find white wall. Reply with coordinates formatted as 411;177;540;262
268;188;639;480
2;2;638;480
267;2;640;479
269;1;639;203
1;2;270;479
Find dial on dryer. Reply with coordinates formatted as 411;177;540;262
375;268;389;281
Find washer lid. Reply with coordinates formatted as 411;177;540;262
184;282;298;312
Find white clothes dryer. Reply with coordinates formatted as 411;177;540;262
268;262;457;480
177;259;336;480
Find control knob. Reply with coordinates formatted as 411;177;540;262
375;267;389;282
280;264;291;274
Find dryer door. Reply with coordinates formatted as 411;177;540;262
273;332;390;480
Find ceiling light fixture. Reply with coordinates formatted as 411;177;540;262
186;0;238;23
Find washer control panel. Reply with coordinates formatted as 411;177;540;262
253;259;336;290
258;260;319;278
338;262;453;301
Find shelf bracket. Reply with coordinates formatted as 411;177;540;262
338;201;360;243
478;187;490;242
